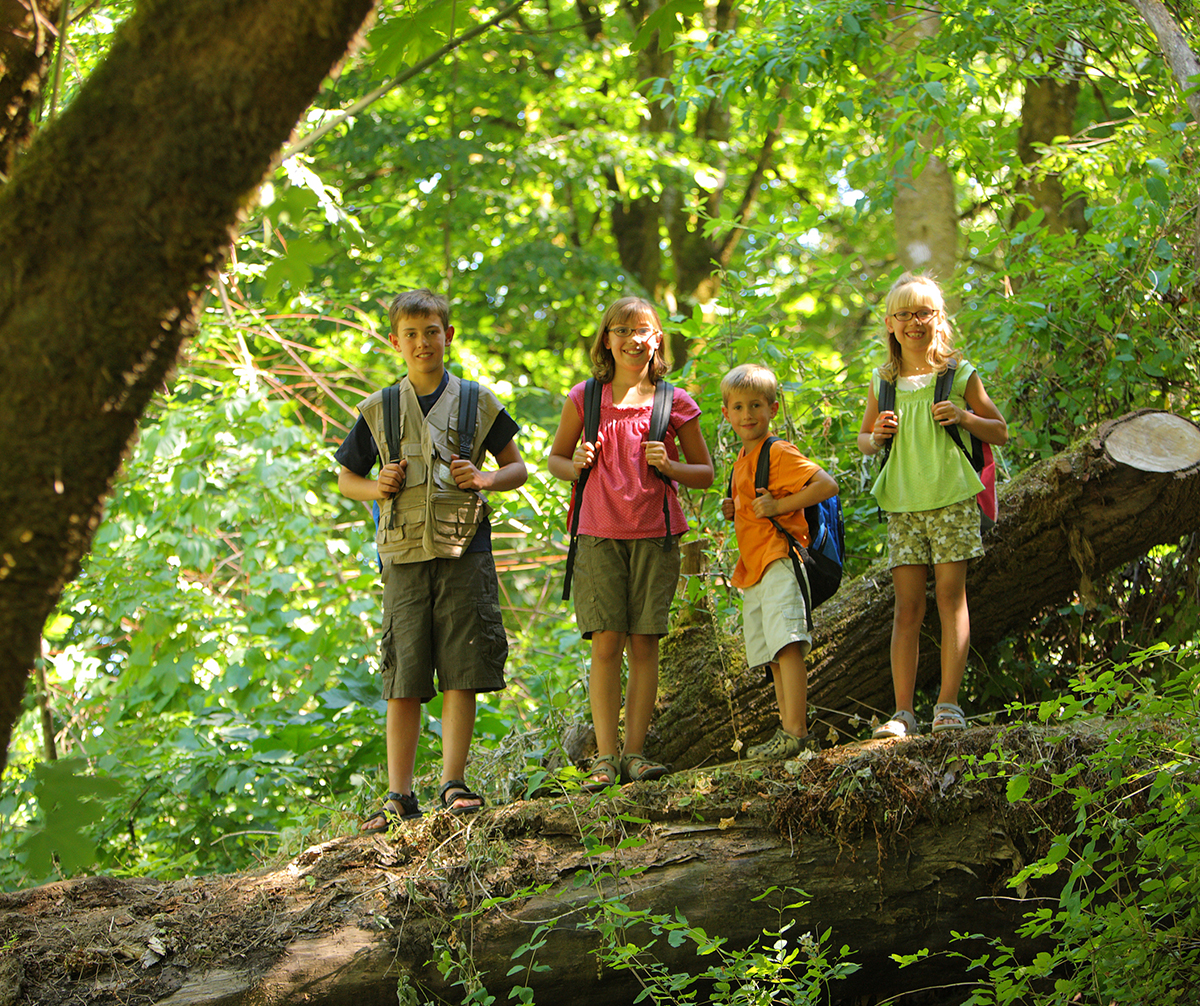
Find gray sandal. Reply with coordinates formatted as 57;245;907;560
872;709;919;739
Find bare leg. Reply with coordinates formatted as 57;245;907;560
440;689;480;810
932;560;969;705
622;634;660;756
890;564;928;714
589;630;626;759
773;642;809;738
383;697;421;815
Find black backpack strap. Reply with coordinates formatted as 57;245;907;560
382;384;401;464
935;360;984;472
876;373;896;466
755;437;814;631
648;380;675;550
457;379;479;461
563;378;603;601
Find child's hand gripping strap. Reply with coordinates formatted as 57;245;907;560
562;378;603;601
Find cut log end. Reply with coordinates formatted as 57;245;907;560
1104;412;1200;473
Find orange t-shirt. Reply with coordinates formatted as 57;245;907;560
730;438;821;589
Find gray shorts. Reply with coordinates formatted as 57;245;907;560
379;552;508;701
887;497;984;567
573;535;681;639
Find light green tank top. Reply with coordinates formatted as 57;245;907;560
871;362;983;513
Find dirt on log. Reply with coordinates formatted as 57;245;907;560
651;410;1200;772
0;723;1120;1006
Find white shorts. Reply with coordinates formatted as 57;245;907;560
742;557;812;671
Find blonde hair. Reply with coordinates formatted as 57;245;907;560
879;272;960;382
388;289;450;333
720;363;778;405
589;297;671;383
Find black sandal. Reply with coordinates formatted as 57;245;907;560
439;779;485;815
360;791;422;833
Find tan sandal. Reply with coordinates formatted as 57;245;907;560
584;754;619;792
620;752;668;783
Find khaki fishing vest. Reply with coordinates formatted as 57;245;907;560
357;375;502;565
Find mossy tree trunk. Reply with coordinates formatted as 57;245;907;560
651;411;1200;770
0;0;377;775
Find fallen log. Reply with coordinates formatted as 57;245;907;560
1;724;1086;1006
650;410;1200;770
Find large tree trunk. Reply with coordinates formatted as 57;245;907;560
885;4;959;281
0;0;377;774
650;410;1200;771
0;723;1088;1006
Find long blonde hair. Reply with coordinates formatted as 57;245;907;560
879;273;961;382
589;297;671;383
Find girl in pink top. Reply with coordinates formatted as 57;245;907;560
548;297;714;790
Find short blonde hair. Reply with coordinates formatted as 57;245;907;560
589;297;671;383
720;363;778;405
880;272;959;381
388;289;450;333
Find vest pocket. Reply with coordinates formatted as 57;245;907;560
425;490;487;557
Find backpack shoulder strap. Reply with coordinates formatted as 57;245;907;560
875;373;895;465
583;377;602;443
935;360;978;466
649;380;674;445
382;384;401;464
456;379;479;460
563;379;603;601
754;435;779;492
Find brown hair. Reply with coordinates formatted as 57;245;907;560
388;288;450;333
589;297;671;383
879;272;960;382
720;363;778;405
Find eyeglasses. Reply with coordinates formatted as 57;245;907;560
609;325;658;338
891;308;939;323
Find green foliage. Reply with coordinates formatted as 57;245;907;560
897;644;1200;1004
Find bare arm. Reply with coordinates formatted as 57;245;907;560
338;460;406;501
933;372;1009;446
857;382;896;457
547;399;592;482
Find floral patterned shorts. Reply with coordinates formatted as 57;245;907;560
886;497;983;567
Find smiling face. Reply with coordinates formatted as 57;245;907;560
390;311;454;392
603;313;662;376
884;276;948;368
722;388;779;448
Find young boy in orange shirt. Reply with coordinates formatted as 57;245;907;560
720;364;839;758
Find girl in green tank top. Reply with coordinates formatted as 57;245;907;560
856;273;1009;741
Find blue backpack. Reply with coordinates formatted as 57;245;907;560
728;436;845;629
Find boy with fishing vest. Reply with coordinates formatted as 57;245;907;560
336;289;527;827
720;364;839;759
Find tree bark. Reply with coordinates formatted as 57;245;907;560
0;0;377;775
885;4;959;282
650;410;1200;771
1131;0;1200;123
0;723;1080;1006
0;0;63;177
1011;68;1084;235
